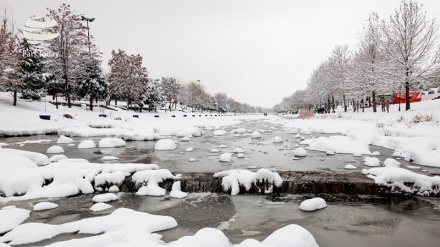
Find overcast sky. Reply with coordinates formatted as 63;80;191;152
3;0;440;108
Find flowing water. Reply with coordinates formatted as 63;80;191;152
1;119;440;246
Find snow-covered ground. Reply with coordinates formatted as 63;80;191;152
1;92;440;246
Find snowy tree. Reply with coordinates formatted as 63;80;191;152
0;11;22;106
214;93;228;112
46;4;89;108
382;0;440;110
329;45;351;112
19;39;54;100
140;78;165;112
76;58;108;111
108;49;149;109
161;76;181;111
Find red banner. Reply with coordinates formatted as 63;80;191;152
394;91;421;103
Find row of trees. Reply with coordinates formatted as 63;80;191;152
274;0;440;113
0;4;263;114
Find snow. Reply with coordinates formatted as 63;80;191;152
181;136;191;142
189;158;197;162
98;138;126;148
344;164;357;170
115;130;160;141
78;140;96;149
261;224;319;247
92;193;118;203
46;145;64;154
293;147;307;157
154;139;177;150
218;144;227;148
169;181;188;199
213;130;227;136
237;153;245;158
326;151;335;155
185;147;194;152
89;202;112;212
0;148;49;166
384;158;401;167
0;207;30;234
176;127;204;137
273;136;283;143
132;169;175;196
210;148;220;153
57;135;74;144
299;197;327;212
364;157;381;167
33;202;58;211
251;131;262;139
214;169;283;195
100;156;119;161
219;153;233;162
301;136;370;154
49;154;68;163
231;128;247;134
233;148;244;153
362;167;440;196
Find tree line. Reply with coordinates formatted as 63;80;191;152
274;0;440;114
0;4;265;114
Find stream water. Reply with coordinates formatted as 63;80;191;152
1;119;440;246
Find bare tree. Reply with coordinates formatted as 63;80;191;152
382;0;439;110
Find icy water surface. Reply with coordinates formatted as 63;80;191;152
2;118;440;246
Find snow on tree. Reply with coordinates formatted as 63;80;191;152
328;45;351;112
76;57;108;111
160;76;180;111
140;78;165;112
45;4;89;108
0;10;22;106
108;49;149;109
381;0;440;111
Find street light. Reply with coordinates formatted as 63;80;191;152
81;16;95;52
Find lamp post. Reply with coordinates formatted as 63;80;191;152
81;16;95;110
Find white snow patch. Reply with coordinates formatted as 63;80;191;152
344;164;357;170
251;131;261;139
57;135;73;144
49;154;67;163
78;140;96;149
92;193;118;203
213;130;227;136
98;138;126;148
214;169;282;195
0;207;30;234
219;153;233;162
46;145;64;154
170;181;187;199
364;157;381;167
299;197;327;212
273;136;283;143
89;202;112;212
154;139;177;150
185;147;194;152
383;158;401;168
293;147;307;157
33;202;58;211
100;156;119;161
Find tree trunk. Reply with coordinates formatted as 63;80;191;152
372;91;377;113
405;82;410;111
56;94;59;109
13;90;17;106
65;78;71;108
115;99;117;105
343;92;347;112
89;96;93;111
331;95;335;113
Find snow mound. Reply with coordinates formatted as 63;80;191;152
371;151;380;156
132;169;175;196
176;127;204;137
116;130;160;141
262;224;319;247
0;149;49;166
364;157;381;167
155;139;177;150
213;130;227;136
33;202;58;211
251;131;262;139
90;202;112;212
210;149;219;153
353;152;363;157
185;147;194;152
218;144;227;148
219;153;233;162
57;135;73;144
180;136;191;142
46;145;64;154
230;128;247;134
0;207;30;234
78;140;96;149
92;193;118;203
273;136;283;143
98;138;126;148
299;197;327;211
100;156;119;161
170;181;187;199
326;151;335;155
49;154;67;163
392;148;411;161
293;147;307;157
233;148;244;153
214;169;283;195
189;158;196;162
383;158;401;168
109;185;119;193
344;164;357;170
363;167;440;196
302;136;370;154
300;128;313;135
237;153;245;158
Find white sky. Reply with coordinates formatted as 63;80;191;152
3;0;440;108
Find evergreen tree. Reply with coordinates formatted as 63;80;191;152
76;58;108;111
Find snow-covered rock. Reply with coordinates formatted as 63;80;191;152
299;197;327;211
100;156;119;161
33;202;58;211
218;144;227;148
116;131;160;141
0;149;49;166
326;151;335;155
371;151;380;156
273;136;283;143
353;152;363;157
78;140;96;149
109;185;120;193
300;128;313;135
383;158;401;168
230;128;247;134
57;135;74;144
237;153;245;158
210;149;219;153
213;130;227;136
90;202;112;212
251;131;262;139
49;154;67;163
47;145;64;154
189;158;197;162
99;138;126;148
176;127;204;137
364;157;381;167
233;148;244;153
92;193;118;203
0;207;30;234
185;147;194;152
219;153;233;162
154;139;177;150
169;181;187;199
132;169;175;196
261;224;319;247
344;164;357;170
293;147;307;157
180;136;190;142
